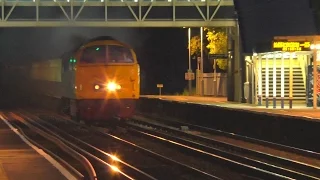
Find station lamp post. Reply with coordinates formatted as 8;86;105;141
183;27;193;95
310;43;320;109
187;27;193;95
184;27;204;96
200;27;204;96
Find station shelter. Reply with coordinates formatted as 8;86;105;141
243;35;320;108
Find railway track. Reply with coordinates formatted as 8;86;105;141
18;109;320;179
17;110;229;180
22;109;288;180
1;112;96;180
135;113;320;159
128;113;320;180
7;111;153;180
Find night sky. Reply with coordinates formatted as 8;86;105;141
234;0;318;53
0;0;319;95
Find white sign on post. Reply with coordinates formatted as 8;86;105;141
157;84;163;95
185;72;195;80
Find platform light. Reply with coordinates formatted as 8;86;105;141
311;44;315;50
261;52;296;59
310;43;320;50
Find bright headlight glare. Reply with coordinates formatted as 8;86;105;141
106;82;121;91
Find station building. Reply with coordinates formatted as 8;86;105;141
243;35;320;108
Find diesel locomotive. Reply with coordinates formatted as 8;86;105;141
30;36;140;122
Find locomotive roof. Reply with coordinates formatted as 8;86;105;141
86;36;117;42
60;36;118;59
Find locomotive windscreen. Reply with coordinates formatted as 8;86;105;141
80;45;134;64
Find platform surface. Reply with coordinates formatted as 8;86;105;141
141;95;320;120
0;115;69;180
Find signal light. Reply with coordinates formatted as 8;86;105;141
69;58;77;63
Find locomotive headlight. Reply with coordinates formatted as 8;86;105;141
94;85;100;90
106;82;121;91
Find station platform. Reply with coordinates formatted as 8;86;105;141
0;114;73;180
141;95;320;121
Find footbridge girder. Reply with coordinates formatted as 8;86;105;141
0;0;236;27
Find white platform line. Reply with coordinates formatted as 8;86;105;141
0;114;77;180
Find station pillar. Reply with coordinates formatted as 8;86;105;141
227;27;235;101
232;23;242;102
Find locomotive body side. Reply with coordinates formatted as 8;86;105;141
30;58;77;110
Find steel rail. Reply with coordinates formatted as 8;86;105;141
8;112;97;180
10;120;85;180
135;113;320;159
14;112;135;180
18;111;157;180
130;116;320;178
124;122;295;180
91;126;223;180
21;110;222;180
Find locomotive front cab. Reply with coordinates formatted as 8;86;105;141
72;40;140;120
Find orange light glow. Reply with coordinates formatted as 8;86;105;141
106;82;121;91
110;165;120;172
94;85;100;90
110;155;120;161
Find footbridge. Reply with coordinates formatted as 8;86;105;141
0;0;235;27
0;0;242;102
